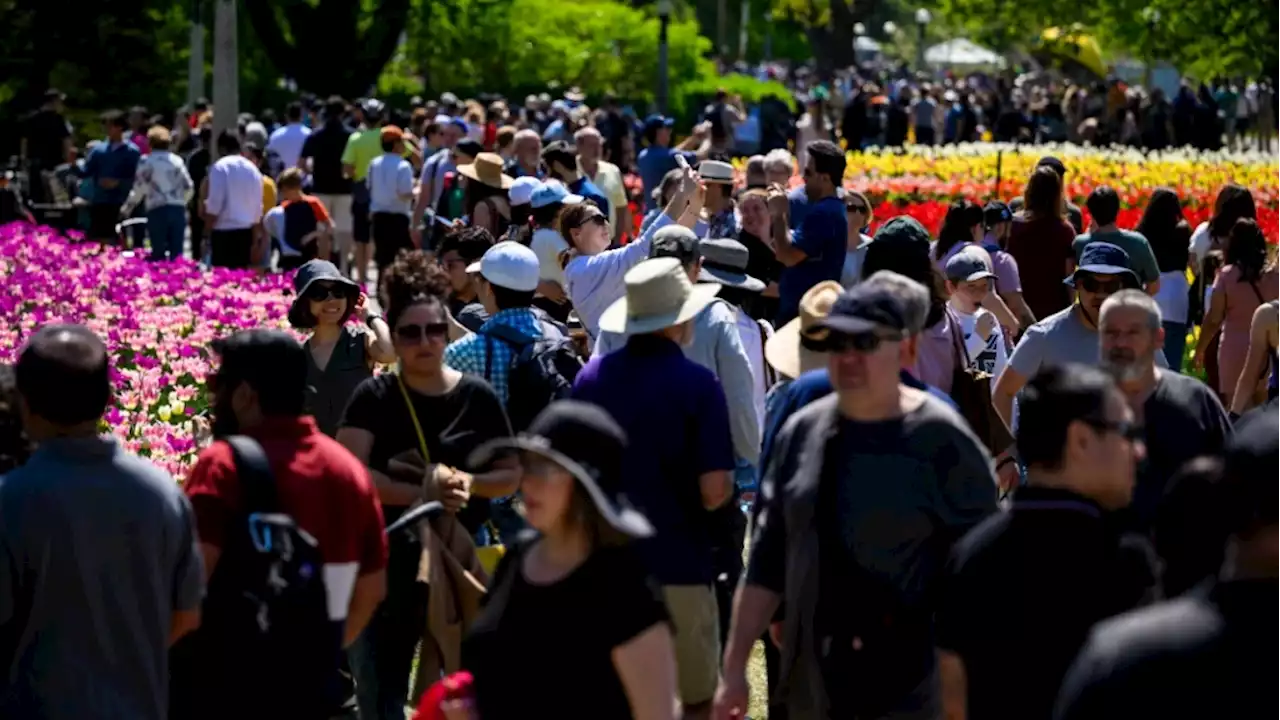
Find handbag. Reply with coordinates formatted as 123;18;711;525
945;310;1013;454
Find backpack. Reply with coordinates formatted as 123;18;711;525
169;436;340;720
482;320;583;432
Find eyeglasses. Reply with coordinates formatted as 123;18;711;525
847;204;869;214
1077;274;1126;294
394;322;450;343
1083;418;1144;443
824;330;905;354
304;282;354;302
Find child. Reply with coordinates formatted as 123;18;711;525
944;249;1009;379
264;168;332;271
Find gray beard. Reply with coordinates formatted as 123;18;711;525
1102;357;1146;383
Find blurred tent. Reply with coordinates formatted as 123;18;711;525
924;38;1005;68
1037;27;1108;79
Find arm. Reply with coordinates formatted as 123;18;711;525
120;160;150;216
711;303;762;463
335;426;426;506
1230;302;1275;413
613;625;680;720
771;208;807;267
344;570;386;647
340;133;358;180
1193;287;1228;367
716;584;782;720
459;454;521;499
363;317;397;366
170;493;205;645
397;163;414;200
204;164;226;219
982;293;1020;335
700;470;733;510
992;364;1029;434
998;291;1036;332
938;650;968;720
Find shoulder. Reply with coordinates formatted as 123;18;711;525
947;511;1011;572
780;392;838;439
455;372;503;402
909;392;983;442
352;372;396;400
1078;595;1221;669
1030;307;1074;335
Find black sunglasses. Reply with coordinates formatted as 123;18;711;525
810;329;904;354
1083;418;1144;443
394;322;450;343
847;203;869;213
304;282;355;302
1077;274;1126;294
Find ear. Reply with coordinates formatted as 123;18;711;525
231;381;256;413
899;334;919;368
1064;419;1093;463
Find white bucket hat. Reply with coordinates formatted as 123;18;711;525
598;257;720;335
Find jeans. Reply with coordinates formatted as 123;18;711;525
147;205;186;261
1163;321;1187;372
348;539;427;720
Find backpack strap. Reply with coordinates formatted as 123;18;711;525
225;435;279;514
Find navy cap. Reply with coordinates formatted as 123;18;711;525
1037;155;1067;176
945;250;996;282
1066;242;1139;288
873;216;931;247
455;139;483;159
644;114;675;131
807;284;909;336
983;201;1012;228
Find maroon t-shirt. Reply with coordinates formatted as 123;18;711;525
1005;214;1077;321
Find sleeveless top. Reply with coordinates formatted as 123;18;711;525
305;325;372;437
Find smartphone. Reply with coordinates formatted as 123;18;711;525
674;153;690;171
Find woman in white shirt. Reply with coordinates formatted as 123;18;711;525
1137;188;1194;369
121;126;193;261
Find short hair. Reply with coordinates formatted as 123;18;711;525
325;95;346;118
1016;364;1118;471
437;226;493;262
488;284;536;311
542;143;576;169
277;167;305;191
1100;289;1162;329
806;140;846;186
744;155;766;186
1086;186;1121;226
216;130;242;155
574;126;602;143
514;128;540;144
147;125;172;151
100;109;128;129
653;167;684;205
285;101;304;121
15;324;111;426
381;139;398;153
495;125;517;150
763;149;794;175
861;270;930;335
212;330;307;417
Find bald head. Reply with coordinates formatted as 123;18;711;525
16;324;111;429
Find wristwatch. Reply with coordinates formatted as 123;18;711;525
365;313;385;329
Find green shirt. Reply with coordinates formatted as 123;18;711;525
341;129;416;182
1072;228;1160;286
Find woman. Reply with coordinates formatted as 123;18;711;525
1136;188;1193;368
1005;166;1077;321
337;252;519;720
288;259;395;437
458;153;514;238
526;181;578;323
931;200;984;270
561;169;698;344
841;190;874;288
1195;219;1279;407
1230;300;1279;415
738;188;782;321
459;401;677;720
1189;184;1255;276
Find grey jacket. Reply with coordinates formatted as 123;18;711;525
594;297;761;464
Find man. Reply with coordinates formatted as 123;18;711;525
204;130;264;268
981;199;1036;332
913;88;938;145
437;225;494;332
176;330;387;719
716;282;996;720
1009;156;1084;233
300;96;355;273
1097;290;1231;533
744;154;767;189
541;140;609;217
0;325;203;719
575;126;630;240
82;109;142;244
1055;409;1278;720
993;242;1168;435
502;128;544;179
574;257;734;719
637;114;705;211
594;93;630;164
762;149;793;188
367;125;416;281
20;88;72;206
1073;186;1161;295
410;116;467;249
936;364;1157;720
264;167;333;270
769;139;848;327
699;159;739;240
267;101;312;172
341;98;389;277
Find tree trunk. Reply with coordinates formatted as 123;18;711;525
212;0;238;155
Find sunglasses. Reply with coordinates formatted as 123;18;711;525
1083;418;1144;443
1077;274;1126;294
394;322;450;343
821;330;904;354
304;282;355;302
847;204;869;214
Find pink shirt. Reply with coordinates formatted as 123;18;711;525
913;306;960;394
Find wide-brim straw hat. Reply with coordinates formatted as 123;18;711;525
764;280;844;379
456;152;514;189
598;257;720;335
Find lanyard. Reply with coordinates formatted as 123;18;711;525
395;372;431;464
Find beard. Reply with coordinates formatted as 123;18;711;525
1102;349;1147;382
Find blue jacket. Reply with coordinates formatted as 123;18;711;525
83;141;141;205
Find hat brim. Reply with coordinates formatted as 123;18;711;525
531;193;584;210
1064;266;1140;287
456;163;514;189
698;266;765;292
950;270;996;283
701;175;735;184
806;314;881;335
597;282;721;335
764;317;826;380
468;436;653;538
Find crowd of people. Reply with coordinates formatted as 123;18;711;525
0;80;1277;720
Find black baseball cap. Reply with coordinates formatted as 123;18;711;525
983;201;1012;228
807;284;909;336
454;139;483;159
649;226;700;264
1037;155;1067;177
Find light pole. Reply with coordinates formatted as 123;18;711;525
852;21;865;66
657;0;672;115
212;0;239;157
914;8;931;74
1141;7;1161;90
188;0;205;109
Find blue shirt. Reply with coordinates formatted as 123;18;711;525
568;175;610;218
637;146;696;211
444;308;542;406
776;194;848;326
83;140;142;205
572;334;735;585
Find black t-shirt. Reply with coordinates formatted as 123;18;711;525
185;148;211;206
339;372;511;532
936;487;1158;720
23;109;70;167
300;121;353;195
463;540;670;719
738;230;781;321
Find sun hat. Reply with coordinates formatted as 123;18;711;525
288;259;360;328
456;152;514;190
764;280;844;379
465;241;540;292
649;225;701;265
945;249;996;283
698;160;735;184
468;400;652;538
508;176;542;206
379;125;404;143
530;180;583;209
598;257;721;335
697;238;764;292
1066;242;1139;288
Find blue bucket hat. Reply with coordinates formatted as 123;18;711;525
1065;242;1140;288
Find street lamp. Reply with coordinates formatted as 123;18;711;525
852;22;865;66
1141;7;1161;89
914;8;932;73
883;20;898;37
657;0;672;115
764;9;774;62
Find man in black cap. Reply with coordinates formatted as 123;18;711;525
0;325;203;719
542;140;610;217
1055;408;1278;720
20;88;72;206
1008;156;1084;233
716;283;996;720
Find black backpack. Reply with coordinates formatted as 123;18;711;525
482;320;583;431
169;436;341;720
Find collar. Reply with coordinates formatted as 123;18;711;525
623;333;684;357
1011;486;1103;518
480;307;539;333
242;416;318;441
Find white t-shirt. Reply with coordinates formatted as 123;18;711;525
1189;221;1213;274
951;305;1008;381
1154;270;1190;325
267;123;312;171
530;227;570;286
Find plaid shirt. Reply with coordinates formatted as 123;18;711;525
444;307;542;406
706;204;741;240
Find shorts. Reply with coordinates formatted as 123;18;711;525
662;584;721;705
313;193;353;234
89;203;122;241
372;212;412;271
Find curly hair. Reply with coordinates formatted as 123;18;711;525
0;364;31;474
378;250;453;329
1225;219;1270;283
